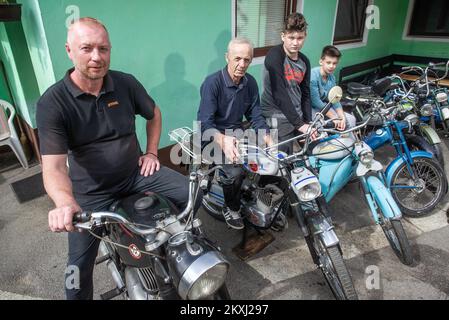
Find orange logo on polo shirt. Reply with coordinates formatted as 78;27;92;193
107;101;119;108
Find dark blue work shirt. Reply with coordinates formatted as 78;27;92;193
197;67;269;138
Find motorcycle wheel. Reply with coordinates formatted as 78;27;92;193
406;134;445;169
306;235;358;300
390;157;447;217
380;219;414;266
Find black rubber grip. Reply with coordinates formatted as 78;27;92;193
73;211;91;223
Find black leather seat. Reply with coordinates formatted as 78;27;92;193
347;82;373;96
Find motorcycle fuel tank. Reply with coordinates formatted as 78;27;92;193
109;193;178;268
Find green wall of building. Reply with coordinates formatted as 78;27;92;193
2;0;448;149
0;20;40;127
389;0;449;58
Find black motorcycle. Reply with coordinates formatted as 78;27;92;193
73;167;231;300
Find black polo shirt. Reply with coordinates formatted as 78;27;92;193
36;69;155;197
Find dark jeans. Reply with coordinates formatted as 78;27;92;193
65;166;202;300
219;164;245;212
266;117;300;155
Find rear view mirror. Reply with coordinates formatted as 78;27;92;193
321;86;343;115
328;86;343;104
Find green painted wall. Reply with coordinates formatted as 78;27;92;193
36;0;233;148
8;0;448;148
0;21;40;127
389;0;449;58
299;0;400;80
18;0;56;95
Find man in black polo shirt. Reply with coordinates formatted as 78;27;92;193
197;38;271;230
36;17;195;300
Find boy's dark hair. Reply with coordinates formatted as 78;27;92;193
321;45;342;59
284;12;308;33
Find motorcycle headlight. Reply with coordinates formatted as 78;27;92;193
436;92;448;104
297;181;322;202
420;104;433;116
359;150;374;165
404;113;419;126
291;168;322;202
167;232;229;300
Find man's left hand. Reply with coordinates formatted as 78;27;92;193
139;153;160;177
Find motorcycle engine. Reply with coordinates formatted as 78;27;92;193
243;184;286;230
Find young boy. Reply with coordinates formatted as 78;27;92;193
261;13;315;154
310;45;356;130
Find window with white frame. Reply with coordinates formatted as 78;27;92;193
407;0;449;38
333;0;370;45
234;0;298;57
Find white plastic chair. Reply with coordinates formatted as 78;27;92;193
0;99;29;169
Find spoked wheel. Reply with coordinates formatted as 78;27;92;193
390;157;446;217
380;219;414;266
306;235;358;300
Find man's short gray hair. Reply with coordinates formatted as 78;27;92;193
227;38;254;55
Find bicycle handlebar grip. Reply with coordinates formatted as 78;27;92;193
73;211;91;223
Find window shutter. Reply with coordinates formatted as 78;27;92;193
236;0;287;48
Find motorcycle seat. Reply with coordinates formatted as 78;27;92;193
347;82;373;96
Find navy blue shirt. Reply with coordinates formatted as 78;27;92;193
197;67;269;138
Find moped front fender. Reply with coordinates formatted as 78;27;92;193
306;212;339;248
385;150;434;187
419;123;442;145
365;176;402;220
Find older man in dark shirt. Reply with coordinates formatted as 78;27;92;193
197;38;271;229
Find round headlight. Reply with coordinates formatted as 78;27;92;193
436;92;448;104
298;181;322;202
186;262;228;300
404;114;419;126
177;251;229;300
420;104;433;116
359;150;374;165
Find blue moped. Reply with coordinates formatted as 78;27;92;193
294;87;414;265
360;99;447;217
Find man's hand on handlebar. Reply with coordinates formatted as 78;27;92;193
49;203;82;233
298;123;318;141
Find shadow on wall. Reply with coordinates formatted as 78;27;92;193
207;30;232;76
150;53;198;136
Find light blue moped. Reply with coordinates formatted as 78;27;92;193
285;87;414;265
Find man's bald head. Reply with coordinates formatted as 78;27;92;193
67;17;110;46
65;17;111;83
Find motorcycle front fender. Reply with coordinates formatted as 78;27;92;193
385;150;434;186
419;123;442;144
366;176;402;220
306;213;339;247
356;159;383;176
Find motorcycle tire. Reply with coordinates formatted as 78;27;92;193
405;134;445;169
306;235;358;300
380;219;414;266
390;157;447;217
